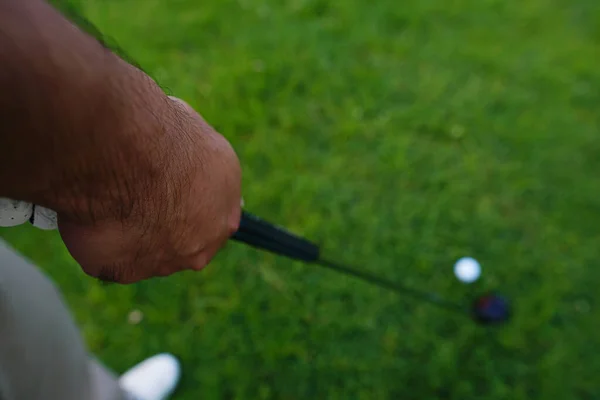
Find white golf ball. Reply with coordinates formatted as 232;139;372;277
454;257;481;283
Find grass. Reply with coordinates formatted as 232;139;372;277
2;0;600;398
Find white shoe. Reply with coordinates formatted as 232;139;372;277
119;353;181;400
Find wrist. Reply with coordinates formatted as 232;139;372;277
0;0;197;230
40;66;182;226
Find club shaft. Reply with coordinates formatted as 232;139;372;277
233;211;469;315
316;259;468;314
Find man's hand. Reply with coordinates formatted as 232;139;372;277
58;97;242;283
0;0;242;283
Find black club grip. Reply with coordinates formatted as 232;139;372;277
231;211;320;262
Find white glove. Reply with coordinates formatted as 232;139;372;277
0;196;243;231
0;198;58;230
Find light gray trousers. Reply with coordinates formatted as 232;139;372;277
0;240;126;400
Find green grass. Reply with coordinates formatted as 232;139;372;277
3;0;600;398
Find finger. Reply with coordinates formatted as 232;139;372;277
191;207;241;272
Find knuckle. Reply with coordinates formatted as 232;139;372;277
157;265;178;278
85;261;140;284
87;264;121;283
227;217;240;236
191;253;211;271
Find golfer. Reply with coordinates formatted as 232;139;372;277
0;0;242;398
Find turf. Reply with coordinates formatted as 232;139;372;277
2;0;600;398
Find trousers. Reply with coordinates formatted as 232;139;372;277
0;239;126;400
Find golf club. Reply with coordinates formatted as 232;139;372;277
0;198;511;324
232;211;511;325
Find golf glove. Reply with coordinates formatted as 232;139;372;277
0;198;57;230
0;197;243;231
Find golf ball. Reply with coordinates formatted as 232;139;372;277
454;257;481;283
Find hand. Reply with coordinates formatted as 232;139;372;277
57;97;242;283
0;0;240;283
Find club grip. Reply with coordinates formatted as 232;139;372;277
232;211;320;262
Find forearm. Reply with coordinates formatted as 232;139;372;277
0;0;176;222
